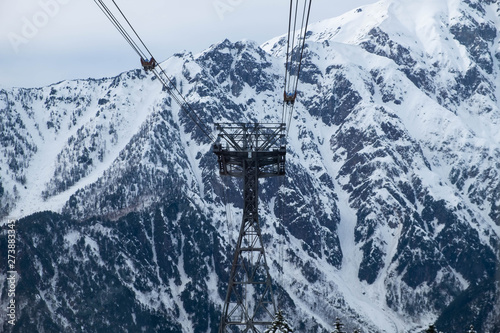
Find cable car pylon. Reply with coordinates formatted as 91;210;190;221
92;1;312;331
214;123;286;332
216;0;312;331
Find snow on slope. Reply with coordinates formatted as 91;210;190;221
12;77;162;217
2;0;500;332
264;0;500;330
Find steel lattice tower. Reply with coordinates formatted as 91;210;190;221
213;123;286;333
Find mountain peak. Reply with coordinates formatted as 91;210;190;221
2;1;500;332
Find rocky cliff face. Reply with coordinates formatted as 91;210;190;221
1;0;500;332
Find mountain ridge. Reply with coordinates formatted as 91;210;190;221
1;0;500;332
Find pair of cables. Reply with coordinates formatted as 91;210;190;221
93;0;215;143
94;0;312;141
282;0;312;134
94;0;314;313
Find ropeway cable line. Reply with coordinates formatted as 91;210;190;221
275;0;313;314
93;0;215;143
93;0;312;143
93;1;313;331
282;0;313;135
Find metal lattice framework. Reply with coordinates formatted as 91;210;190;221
92;2;312;331
214;123;286;333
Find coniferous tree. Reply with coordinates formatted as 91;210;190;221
467;325;476;333
332;318;346;333
425;324;445;333
264;310;293;333
426;324;437;333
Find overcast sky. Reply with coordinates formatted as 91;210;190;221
0;0;377;88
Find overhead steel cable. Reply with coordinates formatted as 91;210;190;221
93;0;215;143
282;1;293;124
287;0;312;134
94;0;145;59
108;0;242;136
111;0;155;58
282;0;312;135
151;64;216;141
293;0;312;96
283;0;299;127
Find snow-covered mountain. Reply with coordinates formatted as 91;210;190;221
1;0;500;332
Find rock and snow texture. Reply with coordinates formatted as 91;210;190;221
1;0;500;332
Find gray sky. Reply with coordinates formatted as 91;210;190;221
0;0;377;88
